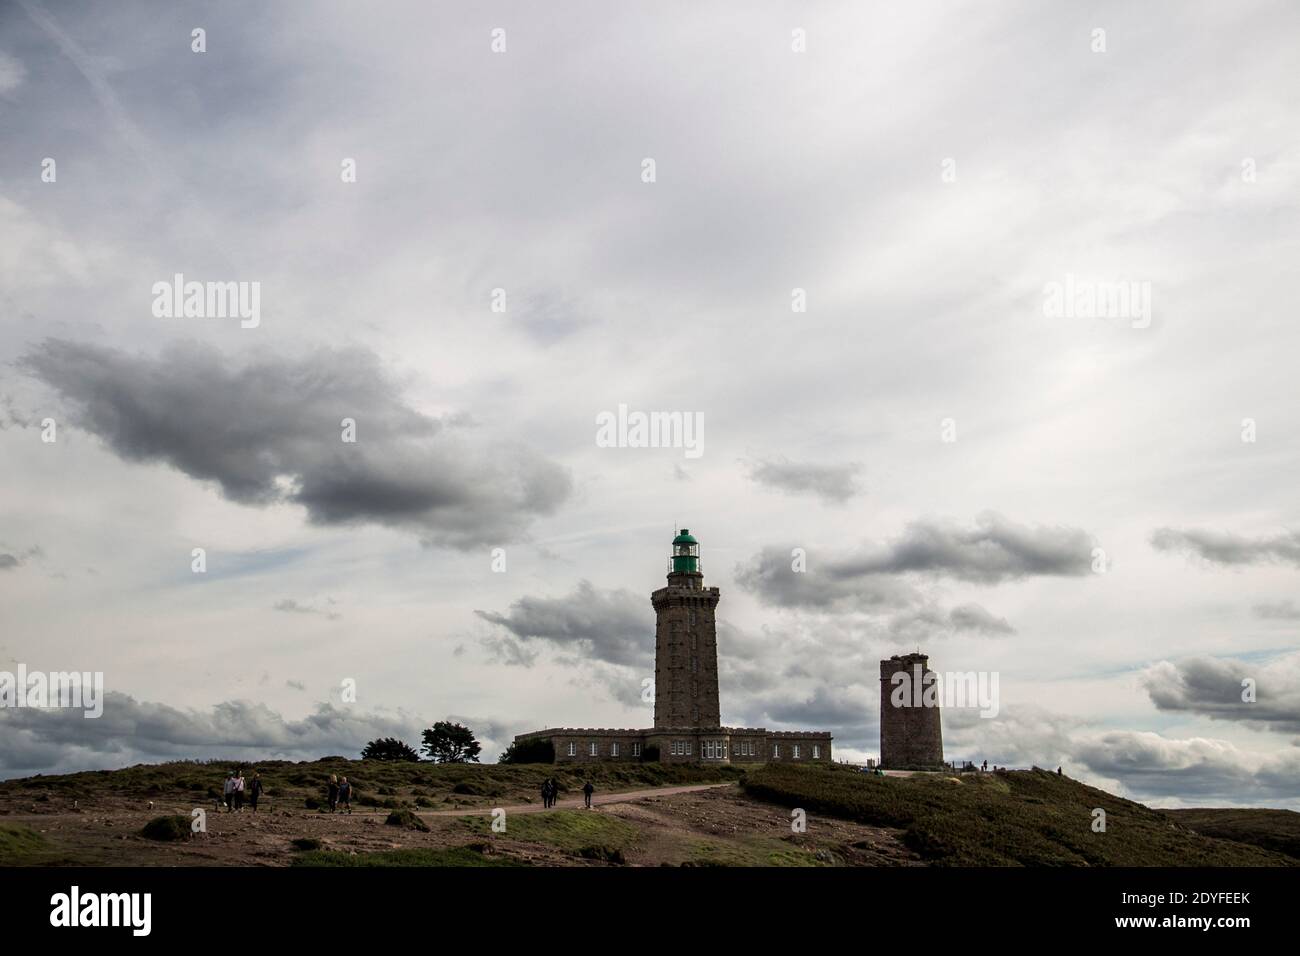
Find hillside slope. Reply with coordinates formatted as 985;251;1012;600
739;763;1294;866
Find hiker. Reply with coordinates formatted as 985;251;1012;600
338;776;352;814
233;770;246;812
1057;765;1063;776
540;779;552;808
546;778;558;808
223;772;235;811
249;771;263;812
582;780;594;809
327;774;339;813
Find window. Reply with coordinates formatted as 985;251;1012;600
589;741;598;757
567;742;576;756
685;740;692;755
793;744;801;759
611;742;620;757
772;744;780;758
632;742;641;757
813;745;821;759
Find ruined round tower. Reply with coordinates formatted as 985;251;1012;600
879;653;944;769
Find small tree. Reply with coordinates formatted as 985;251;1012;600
421;721;482;764
361;737;420;762
498;737;555;764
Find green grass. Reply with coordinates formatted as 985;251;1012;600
1165;808;1300;861
0;823;53;865
291;847;525;867
0;758;743;814
460;808;639;861
740;763;1296;867
683;835;822;867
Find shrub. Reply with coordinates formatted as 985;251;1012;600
498;737;555;764
291;837;322;851
385;809;430;832
141;815;190;841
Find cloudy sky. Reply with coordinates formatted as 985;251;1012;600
1;1;1298;808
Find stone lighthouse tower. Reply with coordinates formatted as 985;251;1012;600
652;529;721;729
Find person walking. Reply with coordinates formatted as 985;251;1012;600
548;778;559;808
582;780;594;809
327;774;339;813
222;772;235;812
540;779;551;809
249;771;264;812
337;776;352;814
233;770;246;812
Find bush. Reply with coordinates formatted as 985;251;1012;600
385;809;430;832
498;737;555;764
291;837;322;851
141;815;190;841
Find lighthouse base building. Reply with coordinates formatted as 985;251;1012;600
513;530;832;766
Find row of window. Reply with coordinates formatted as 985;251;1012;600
564;739;822;759
566;741;643;757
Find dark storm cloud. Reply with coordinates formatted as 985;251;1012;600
763;684;874;729
1141;655;1300;733
474;580;654;669
0;691;424;775
0;554;19;570
1255;600;1300;620
1071;731;1300;803
19;339;570;548
734;545;920;611
889;602;1016;639
744;457;863;504
944;707;1300;806
1150;527;1300;567
737;513;1094;609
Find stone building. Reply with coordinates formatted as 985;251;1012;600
879;652;944;769
513;530;832;765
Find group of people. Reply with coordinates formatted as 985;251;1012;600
539;778;597;809
325;774;353;814
221;770;264;812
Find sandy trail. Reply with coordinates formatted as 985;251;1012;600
419;781;737;817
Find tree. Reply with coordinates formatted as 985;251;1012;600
420;721;481;764
361;737;420;762
498;737;555;764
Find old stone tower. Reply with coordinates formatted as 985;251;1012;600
879;653;944;769
651;529;721;728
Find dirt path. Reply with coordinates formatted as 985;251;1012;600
421;781;736;817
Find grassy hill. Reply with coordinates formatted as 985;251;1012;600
0;756;743;814
1164;808;1300;862
1;759;1293;867
739;763;1295;866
